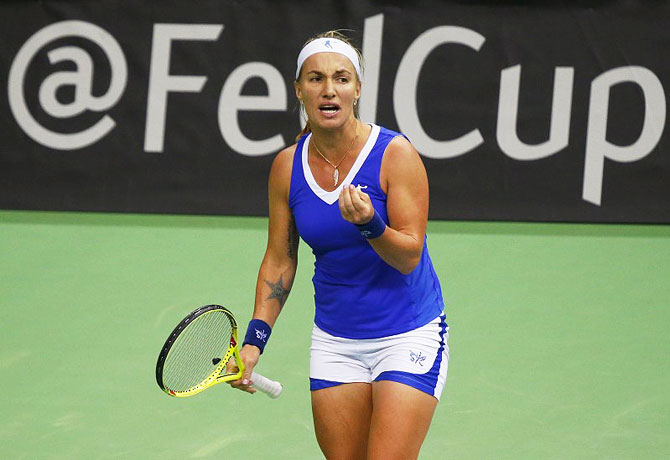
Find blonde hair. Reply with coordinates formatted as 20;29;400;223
295;30;364;141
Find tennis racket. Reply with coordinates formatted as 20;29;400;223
156;304;282;398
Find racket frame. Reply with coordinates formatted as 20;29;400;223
156;304;244;398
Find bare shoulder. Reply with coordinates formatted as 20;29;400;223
380;135;427;190
272;144;297;177
269;143;297;198
387;135;416;157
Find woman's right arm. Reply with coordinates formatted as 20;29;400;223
231;145;298;392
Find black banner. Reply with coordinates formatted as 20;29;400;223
1;0;668;222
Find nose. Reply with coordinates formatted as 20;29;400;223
322;78;335;98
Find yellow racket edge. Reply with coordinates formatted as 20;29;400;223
157;304;282;399
163;345;241;398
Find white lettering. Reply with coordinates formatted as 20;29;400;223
497;65;574;160
39;47;94;118
144;24;223;153
583;66;666;205
6;20;667;210
393;26;485;159
8;20;127;150
359;13;384;124
218;62;287;156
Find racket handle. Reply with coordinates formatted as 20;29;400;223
251;371;283;399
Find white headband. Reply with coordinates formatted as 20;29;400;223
295;37;362;80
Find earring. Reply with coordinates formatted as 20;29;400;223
354;99;358;106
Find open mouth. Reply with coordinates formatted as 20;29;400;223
319;103;340;114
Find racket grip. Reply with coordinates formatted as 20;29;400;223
251;371;283;399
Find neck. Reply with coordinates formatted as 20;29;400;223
311;119;360;160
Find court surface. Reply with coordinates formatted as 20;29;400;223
1;210;668;459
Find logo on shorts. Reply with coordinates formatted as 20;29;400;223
409;350;426;366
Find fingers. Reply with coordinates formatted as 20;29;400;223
226;358;256;394
227;345;261;394
339;184;374;224
338;186;353;220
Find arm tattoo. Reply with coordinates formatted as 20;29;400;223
264;214;297;309
287;213;299;261
264;275;290;308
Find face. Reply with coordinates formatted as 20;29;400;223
295;52;361;130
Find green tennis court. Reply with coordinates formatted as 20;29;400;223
1;210;668;459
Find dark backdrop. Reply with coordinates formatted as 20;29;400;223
1;0;668;222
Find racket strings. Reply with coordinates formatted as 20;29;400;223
162;311;234;392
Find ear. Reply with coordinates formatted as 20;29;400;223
294;81;303;102
354;80;361;101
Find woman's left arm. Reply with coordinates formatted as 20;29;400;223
339;136;428;275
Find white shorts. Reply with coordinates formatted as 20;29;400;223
309;314;449;400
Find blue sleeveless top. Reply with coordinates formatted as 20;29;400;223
288;124;445;339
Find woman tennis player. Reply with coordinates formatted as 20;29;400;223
230;30;449;459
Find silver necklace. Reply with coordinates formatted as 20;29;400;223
311;125;359;187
